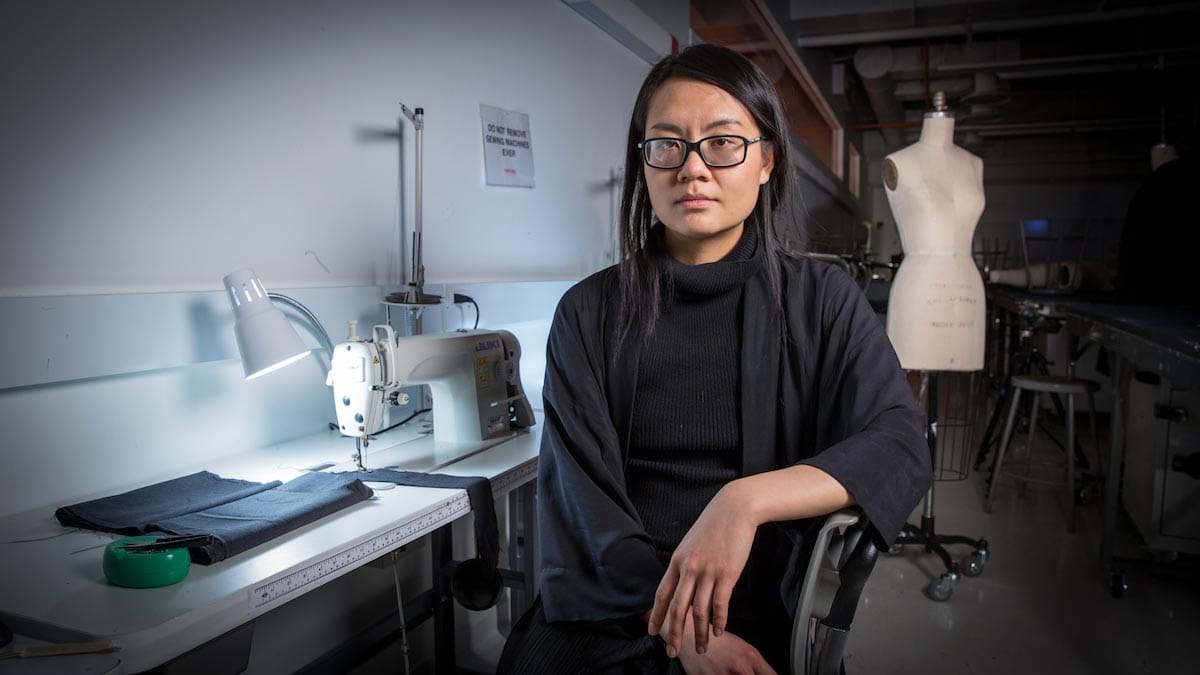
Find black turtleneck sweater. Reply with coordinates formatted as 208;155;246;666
625;228;759;564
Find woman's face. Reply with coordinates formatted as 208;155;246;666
642;77;774;264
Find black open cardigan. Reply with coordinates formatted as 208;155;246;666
537;246;931;623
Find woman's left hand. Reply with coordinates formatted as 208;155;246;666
647;481;758;658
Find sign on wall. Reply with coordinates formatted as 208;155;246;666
480;104;535;188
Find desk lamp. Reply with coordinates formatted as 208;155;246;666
222;268;332;379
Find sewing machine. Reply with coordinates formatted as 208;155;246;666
326;322;535;469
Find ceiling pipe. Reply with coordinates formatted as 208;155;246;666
893;77;973;101
846;121;922;130
853;45;906;146
935;46;1200;73
793;2;1200;48
996;63;1143;80
955;118;1159;136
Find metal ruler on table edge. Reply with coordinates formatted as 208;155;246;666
250;457;537;608
251;494;470;608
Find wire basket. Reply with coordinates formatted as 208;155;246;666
928;371;982;482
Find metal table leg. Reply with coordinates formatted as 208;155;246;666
507;482;537;625
1101;354;1127;595
431;527;455;672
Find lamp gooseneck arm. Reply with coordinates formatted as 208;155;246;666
268;292;334;357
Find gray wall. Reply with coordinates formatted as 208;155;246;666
1;0;647;297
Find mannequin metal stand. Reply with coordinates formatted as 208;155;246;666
890;371;990;601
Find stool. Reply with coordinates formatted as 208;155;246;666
984;374;1101;532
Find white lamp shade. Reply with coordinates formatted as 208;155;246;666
223;268;310;380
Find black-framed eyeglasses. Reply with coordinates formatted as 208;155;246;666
637;134;767;170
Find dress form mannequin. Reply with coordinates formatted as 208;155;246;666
884;92;985;371
880;94;991;602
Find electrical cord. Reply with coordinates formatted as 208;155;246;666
453;293;479;329
390;550;412;675
327;407;432;436
374;407;432;436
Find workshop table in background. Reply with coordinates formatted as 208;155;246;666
1058;302;1200;595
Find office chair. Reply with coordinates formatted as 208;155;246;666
790;509;879;675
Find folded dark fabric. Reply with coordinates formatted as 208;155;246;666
56;471;374;564
153;472;374;564
357;469;499;575
55;471;280;534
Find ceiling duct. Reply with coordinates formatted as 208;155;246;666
960;72;1010;107
963;103;1004;124
794;2;1200;48
893;77;973;101
853;45;905;146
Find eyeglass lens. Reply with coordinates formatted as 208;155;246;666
643;136;748;168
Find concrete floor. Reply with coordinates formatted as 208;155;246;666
846;404;1200;675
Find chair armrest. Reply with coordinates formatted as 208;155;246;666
789;508;878;675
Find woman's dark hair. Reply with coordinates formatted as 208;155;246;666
617;43;798;345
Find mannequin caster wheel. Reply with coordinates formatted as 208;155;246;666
927;572;958;601
961;541;989;577
961;552;986;577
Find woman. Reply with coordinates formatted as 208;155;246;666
499;44;930;674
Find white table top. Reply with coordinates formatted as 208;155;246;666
0;418;541;673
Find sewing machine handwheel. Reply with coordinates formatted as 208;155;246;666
450;558;503;611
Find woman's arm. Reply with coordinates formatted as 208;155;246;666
648;465;852;657
736;464;854;523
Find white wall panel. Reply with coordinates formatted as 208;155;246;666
0;0;648;297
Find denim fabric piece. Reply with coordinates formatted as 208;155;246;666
55;471;280;535
356;469;499;576
154;472;374;564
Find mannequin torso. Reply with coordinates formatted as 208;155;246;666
884;113;986;371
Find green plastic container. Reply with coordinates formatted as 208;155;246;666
103;535;191;588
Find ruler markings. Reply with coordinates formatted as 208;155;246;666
251;458;537;609
252;495;469;607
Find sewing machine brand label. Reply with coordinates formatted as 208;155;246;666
475;339;501;353
332;354;366;383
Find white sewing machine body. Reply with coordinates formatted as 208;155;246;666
326;325;535;457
